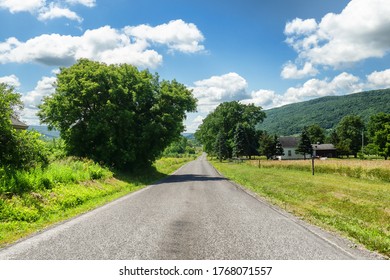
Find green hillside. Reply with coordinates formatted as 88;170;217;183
258;88;390;136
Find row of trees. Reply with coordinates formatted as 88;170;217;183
1;59;197;171
288;113;390;160
195;101;390;160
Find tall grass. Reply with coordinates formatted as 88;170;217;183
0;157;113;195
248;159;390;182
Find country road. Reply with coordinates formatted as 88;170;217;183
0;154;380;260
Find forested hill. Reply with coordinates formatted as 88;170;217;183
258;88;390;136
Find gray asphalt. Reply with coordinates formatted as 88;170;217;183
0;154;381;259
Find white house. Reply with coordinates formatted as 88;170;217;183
278;137;305;160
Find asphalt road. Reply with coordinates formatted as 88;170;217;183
0;154;380;259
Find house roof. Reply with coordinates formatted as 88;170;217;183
279;136;300;148
312;143;336;150
11;115;28;130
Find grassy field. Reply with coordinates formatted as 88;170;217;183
0;156;193;248
211;159;390;258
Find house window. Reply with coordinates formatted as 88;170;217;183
288;150;292;156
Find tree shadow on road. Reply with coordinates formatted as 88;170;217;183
156;174;226;184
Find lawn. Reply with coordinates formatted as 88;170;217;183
0;156;193;248
211;159;390;258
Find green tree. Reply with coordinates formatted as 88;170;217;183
296;127;313;159
336;115;365;158
38;59;197;170
0;83;48;170
215;130;229;162
195;101;265;158
258;132;276;160
275;136;285;157
307;124;326;144
367;113;390;159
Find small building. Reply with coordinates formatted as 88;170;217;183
11;115;28;130
312;143;337;158
278;136;337;159
278;137;305;160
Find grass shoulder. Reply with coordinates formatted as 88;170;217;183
210;159;390;258
0;156;194;248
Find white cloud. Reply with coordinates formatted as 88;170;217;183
283;72;364;104
190;72;248;113
124;20;205;53
366;69;390;89
283;0;390;77
0;0;96;22
0;0;44;13
281;61;318;79
241;89;282;109
38;3;82;22
20;76;56;125
0;21;205;68
0;74;20;87
22;76;56;109
284;18;317;36
65;0;95;7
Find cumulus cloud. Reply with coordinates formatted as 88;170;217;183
38;3;82;22
281;61;318;79
0;74;20;87
0;0;44;13
283;0;390;78
190;72;249;113
0;21;205;68
366;69;390;89
241;89;282;109
124;20;205;53
22;76;56;109
0;0;95;22
283;72;364;104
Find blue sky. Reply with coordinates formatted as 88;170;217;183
1;0;390;132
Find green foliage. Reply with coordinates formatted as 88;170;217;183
259;88;390;135
367;113;390;160
258;132;277;159
307;124;326;144
0;157;113;195
0;84;49;170
336;115;365;158
296;127;313;159
162;136;197;157
38;59;197;170
215;130;229;162
195;101;265;158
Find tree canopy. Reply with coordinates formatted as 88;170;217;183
38;59;197;170
336;115;365;158
195;101;265;158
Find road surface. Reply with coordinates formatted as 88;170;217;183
0;154;380;259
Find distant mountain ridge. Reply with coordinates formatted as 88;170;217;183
28;126;60;139
258;88;390;136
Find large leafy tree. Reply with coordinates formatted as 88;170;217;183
367;113;390;159
195;101;265;158
336;115;365;158
38;59;197;170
